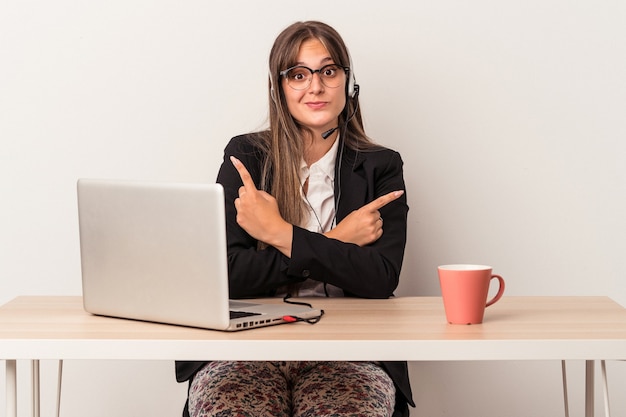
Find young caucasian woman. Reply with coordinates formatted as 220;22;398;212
176;21;414;417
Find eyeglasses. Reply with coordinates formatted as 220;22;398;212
279;64;349;90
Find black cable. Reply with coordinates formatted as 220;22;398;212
282;294;325;324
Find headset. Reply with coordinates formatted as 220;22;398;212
347;64;357;98
268;56;360;246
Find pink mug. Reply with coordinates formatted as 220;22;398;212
438;264;505;324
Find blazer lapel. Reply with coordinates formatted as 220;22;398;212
334;146;368;222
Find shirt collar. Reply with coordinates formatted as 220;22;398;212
299;136;340;184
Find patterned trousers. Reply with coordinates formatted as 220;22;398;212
188;361;396;417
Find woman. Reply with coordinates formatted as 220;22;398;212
176;21;414;417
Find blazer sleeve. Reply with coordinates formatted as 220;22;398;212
216;135;307;298
288;148;408;298
217;135;408;299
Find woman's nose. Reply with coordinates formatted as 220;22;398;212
308;72;324;93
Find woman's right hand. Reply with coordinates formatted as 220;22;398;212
230;156;294;257
325;190;404;246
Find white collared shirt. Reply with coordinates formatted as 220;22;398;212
295;137;344;297
299;137;339;234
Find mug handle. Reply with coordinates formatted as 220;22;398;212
485;274;505;307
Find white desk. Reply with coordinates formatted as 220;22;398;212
2;296;626;416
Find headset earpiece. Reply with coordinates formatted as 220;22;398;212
345;52;358;98
347;70;357;98
269;72;277;102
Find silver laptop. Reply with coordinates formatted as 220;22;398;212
77;178;322;331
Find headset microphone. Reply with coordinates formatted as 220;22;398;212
320;84;360;140
321;127;338;139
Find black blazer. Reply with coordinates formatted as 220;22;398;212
176;134;414;416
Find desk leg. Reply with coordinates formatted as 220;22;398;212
56;360;63;417
585;360;595;417
562;361;570;417
600;360;610;417
6;360;17;417
32;360;40;417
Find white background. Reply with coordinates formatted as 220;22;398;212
1;1;625;416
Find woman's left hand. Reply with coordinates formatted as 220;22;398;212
230;156;293;256
325;190;404;247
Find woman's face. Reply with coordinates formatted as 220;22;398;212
281;39;347;138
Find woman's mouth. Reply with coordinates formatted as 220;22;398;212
306;101;328;110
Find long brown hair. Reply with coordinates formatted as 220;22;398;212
252;21;377;227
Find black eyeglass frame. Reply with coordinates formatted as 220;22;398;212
279;64;351;91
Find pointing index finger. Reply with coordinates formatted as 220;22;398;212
230;156;258;191
365;190;405;212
